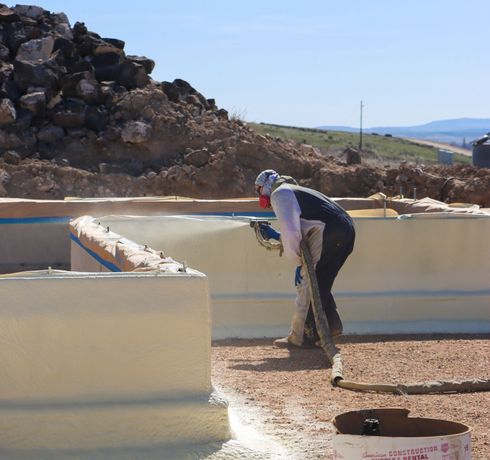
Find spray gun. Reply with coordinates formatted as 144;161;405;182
249;219;283;255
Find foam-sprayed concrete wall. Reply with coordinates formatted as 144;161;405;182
72;214;490;337
0;197;268;274
71;215;297;338
0;270;230;455
0;195;402;274
1;196;484;274
0;217;68;273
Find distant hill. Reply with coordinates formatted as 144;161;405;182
250;122;472;165
317;118;490;147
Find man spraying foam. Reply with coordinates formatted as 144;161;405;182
254;169;355;347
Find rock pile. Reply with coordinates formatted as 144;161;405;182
0;4;327;198
1;5;151;152
0;4;489;206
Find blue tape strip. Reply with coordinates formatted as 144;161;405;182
0;216;70;224
0;213;275;223
70;233;121;272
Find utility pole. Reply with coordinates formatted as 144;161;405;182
359;100;364;151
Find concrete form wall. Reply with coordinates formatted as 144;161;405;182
0;197;269;274
339;216;490;333
0;271;230;455
0;196;483;274
0;218;69;273
83;214;490;337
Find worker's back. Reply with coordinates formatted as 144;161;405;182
273;183;351;225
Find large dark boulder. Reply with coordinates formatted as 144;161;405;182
37;124;65;143
77;33;123;58
54;37;76;60
22;22;43;41
91;52;122;81
12;5;46;19
13;54;64;97
127;55;155;74
72;21;88;39
117;61;150;89
68;60;94;74
0;67;21;101
102;38;125;50
0;6;19;23
51;99;87;128
161;81;182;103
91;52;121;68
62;71;92;97
6;21;27;53
13;108;32;130
62;71;103;104
16;36;54;62
0;43;9;59
161;79;211;110
85;105;108;132
19;91;46;117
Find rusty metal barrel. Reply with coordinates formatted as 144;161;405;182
333;408;471;460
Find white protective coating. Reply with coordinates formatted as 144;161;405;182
339;215;490;334
71;215;297;338
81;213;490;337
0;196;266;274
0;195;485;275
2;198;488;457
0;270;232;453
0;220;69;273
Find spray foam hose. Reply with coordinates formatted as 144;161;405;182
299;239;490;394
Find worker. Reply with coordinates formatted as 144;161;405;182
254;169;355;347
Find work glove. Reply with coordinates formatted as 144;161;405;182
259;223;281;241
294;265;303;286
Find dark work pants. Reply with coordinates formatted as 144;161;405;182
304;215;355;342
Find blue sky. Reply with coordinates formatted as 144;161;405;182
34;1;490;128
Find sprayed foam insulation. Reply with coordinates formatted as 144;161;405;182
71;213;490;337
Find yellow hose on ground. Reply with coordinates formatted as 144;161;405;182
299;240;490;394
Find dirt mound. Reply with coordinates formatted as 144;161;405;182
0;4;489;205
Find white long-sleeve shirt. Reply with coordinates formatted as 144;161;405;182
270;184;325;265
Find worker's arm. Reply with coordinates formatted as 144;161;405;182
271;186;302;265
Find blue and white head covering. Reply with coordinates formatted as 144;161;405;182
254;169;279;196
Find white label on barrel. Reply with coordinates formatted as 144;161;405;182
333;432;471;460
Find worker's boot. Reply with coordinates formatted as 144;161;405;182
273;333;303;348
326;308;343;338
314;313;343;347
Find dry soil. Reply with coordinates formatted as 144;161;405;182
212;335;490;459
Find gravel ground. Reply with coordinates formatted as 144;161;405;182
212;335;490;459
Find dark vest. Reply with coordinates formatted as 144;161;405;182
274;183;351;226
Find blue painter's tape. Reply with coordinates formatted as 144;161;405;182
0;213;276;223
70;233;121;272
0;216;70;224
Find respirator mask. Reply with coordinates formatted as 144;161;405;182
258;195;271;208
